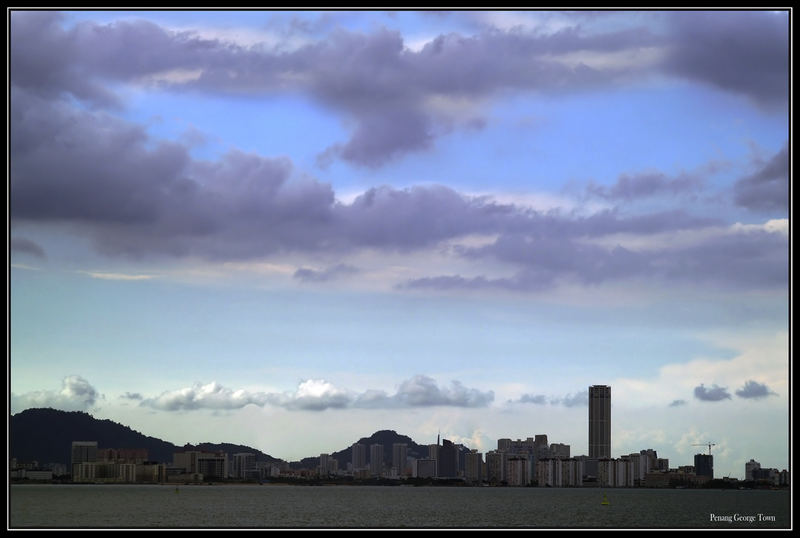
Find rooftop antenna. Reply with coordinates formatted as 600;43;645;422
437;430;440;446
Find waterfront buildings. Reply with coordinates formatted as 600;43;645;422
589;385;611;459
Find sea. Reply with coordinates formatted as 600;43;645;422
8;484;792;529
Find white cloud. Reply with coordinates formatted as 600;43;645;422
12;375;101;413
140;375;495;413
79;271;157;281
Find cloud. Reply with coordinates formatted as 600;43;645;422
735;380;777;399
663;11;789;108
140;375;494;412
402;212;788;292
142;382;271;411
79;271;157;281
669;399;687;407
120;392;143;400
293;264;359;283
552;389;589;407
8;12;789;296
392;375;494;408
586;170;705;202
733;143;789;213
10;237;46;259
508;392;589;407
11;376;100;413
510;393;548;405
14;11;786;168
10;93;788;293
272;379;353;411
693;383;732;402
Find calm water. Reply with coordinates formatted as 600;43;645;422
9;484;792;529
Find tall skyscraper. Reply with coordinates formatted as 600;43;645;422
392;443;408;475
351;443;367;471
369;444;384;476
437;439;458;478
589;385;611;459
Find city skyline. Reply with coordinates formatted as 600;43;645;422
9;9;790;481
13;406;789;487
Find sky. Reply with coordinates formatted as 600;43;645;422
8;9;791;479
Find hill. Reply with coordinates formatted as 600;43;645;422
9;408;282;466
290;429;465;471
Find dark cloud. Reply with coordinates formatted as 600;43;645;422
403;213;788;292
11;375;100;412
7;11;672;167
10;11;787;170
664;11;789;108
733;144;789;213
693;383;731;402
669;399;687;407
10;237;46;259
735;380;776;399
294;264;359;283
586;171;705;202
121;392;143;400
8;12;789;294
10;92;787;292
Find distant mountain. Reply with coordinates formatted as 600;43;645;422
9;408;282;466
290;429;462;471
11;409;469;473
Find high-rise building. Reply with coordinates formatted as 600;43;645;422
233;453;256;479
71;441;98;466
465;450;483;484
589;385;611;459
485;451;505;485
71;441;97;477
437;439;458;478
745;459;761;481
694;454;713;478
197;451;228;479
392;443;408;476
351;443;367;472
369;444;384;476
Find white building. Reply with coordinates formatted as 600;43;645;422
233;453;256;479
745;459;761;481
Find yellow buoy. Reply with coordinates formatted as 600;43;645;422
601;493;609;505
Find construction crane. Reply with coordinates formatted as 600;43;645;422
693;442;716;455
